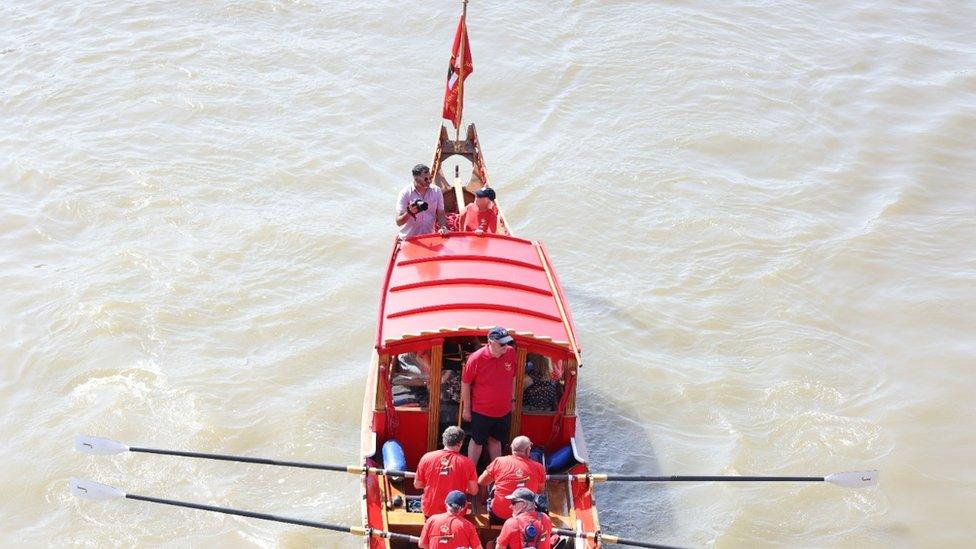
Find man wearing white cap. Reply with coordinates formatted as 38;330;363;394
495;488;554;549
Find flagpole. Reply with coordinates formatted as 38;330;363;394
455;0;468;142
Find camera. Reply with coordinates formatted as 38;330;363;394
410;198;429;213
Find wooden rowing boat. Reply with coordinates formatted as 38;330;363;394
359;122;601;548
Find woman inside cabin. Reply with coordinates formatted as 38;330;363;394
522;355;561;412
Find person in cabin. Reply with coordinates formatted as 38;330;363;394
460;187;498;235
521;358;559;412
396;163;448;239
494;488;555;549
414;426;479;517
391;349;433;408
462;326;517;466
478;436;547;523
418;490;483;549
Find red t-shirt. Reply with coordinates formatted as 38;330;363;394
484;455;546;519
462;345;517;417
461;202;498;232
415;449;478;516
496;511;554;549
419;511;481;549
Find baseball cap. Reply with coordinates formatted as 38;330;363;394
504;487;536;503
445;490;467;509
475;187;496;201
487;326;514;345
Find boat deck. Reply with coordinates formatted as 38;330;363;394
379;473;584;543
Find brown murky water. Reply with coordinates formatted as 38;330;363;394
2;1;974;547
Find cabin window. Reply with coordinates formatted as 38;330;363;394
522;353;563;413
437;337;483;432
391;349;431;410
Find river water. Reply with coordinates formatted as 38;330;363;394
2;1;974;547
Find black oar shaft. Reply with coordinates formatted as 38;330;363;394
128;447;416;478
124;493;419;543
553;528;687;549
129;447;348;472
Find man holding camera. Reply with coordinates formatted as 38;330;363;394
396;163;448;239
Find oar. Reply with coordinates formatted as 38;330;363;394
68;478;419;543
553;527;687;549
74;435;415;478
548;470;879;488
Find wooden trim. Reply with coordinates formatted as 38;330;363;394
453;170;466;217
535;244;582;365
538;242;582;360
360;351;380;459
431;125;450;211
426;343;444;451
379;475;392;548
374;239;401;350
375;354;388;412
565;478;577;530
467;124;511;237
511;346;528;440
567;359;578;415
383;332;573;359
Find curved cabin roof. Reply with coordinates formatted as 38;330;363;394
376;233;580;357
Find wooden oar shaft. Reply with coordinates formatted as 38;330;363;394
549;473;823;483
553;528;686;549
128;447;415;478
602;475;823;482
125;493;419;543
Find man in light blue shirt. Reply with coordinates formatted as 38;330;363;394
396;164;448;239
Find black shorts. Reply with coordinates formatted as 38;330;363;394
470;411;511;446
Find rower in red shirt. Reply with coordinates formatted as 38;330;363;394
418;490;483;549
479;435;546;522
414;426;479;517
462;326;517;466
461;187;498;235
495;488;555;549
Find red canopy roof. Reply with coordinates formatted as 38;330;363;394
376;233;580;356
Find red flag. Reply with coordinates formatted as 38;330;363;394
442;14;473;129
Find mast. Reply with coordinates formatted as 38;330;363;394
455;0;468;142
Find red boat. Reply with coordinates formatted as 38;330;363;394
358;123;600;548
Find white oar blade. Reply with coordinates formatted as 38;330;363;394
75;435;129;455
825;470;879;488
69;478;126;501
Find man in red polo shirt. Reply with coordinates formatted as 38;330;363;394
414;426;479;517
495;488;555;549
461;187;498;234
462;326;517;466
419;490;482;549
479;435;546;523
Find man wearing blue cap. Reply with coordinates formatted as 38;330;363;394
418;490;482;549
462;326;517;466
460;187;498;234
